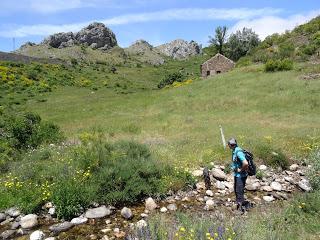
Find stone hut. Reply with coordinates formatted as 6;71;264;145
201;53;235;77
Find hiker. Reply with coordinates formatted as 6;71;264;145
228;138;249;212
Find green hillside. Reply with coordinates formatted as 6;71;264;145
243;16;320;64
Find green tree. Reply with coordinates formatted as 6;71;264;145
209;26;228;54
227;28;260;61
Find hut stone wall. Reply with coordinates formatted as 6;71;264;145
201;53;235;77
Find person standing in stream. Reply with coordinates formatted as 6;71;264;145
228;138;249;212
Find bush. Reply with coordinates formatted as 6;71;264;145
255;144;289;169
307;149;320;190
158;72;185;89
264;59;293;72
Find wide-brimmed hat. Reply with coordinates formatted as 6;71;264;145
227;138;237;146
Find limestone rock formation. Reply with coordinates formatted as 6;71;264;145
127;39;153;54
75;22;117;49
40;22;117;50
156;39;201;59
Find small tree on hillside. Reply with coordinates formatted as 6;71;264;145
209;26;228;54
227;28;260;61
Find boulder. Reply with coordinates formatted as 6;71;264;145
20;214;38;229
211;169;227;181
85;206;112;219
30;230;45;240
270;182;282;191
71;216;88;225
145;197;157;211
121;207;133;219
49;221;74;235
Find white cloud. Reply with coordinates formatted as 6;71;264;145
0;7;282;37
29;0;90;13
230;10;320;40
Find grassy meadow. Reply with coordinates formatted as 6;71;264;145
23;63;320;167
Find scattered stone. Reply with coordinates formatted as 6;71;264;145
89;234;98;240
253;196;262;202
261;186;273;192
44;238;55;240
246;182;260;191
1;230;15;239
136;220;147;229
1;217;14;225
284;176;295;184
101;236;109;240
121;207;133;220
20;214;38;229
263;196;275;202
114;231;126;238
205;190;214;196
192;169;203;177
298;179;312;192
259;165;267;171
48;207;55;215
140;213;148;218
211;168;227;181
167;204;177;211
49;221;74;235
44;202;53;209
71;216;88;225
205;199;215;210
11;221;20;229
289;164;299;171
105;219;111;224
0;212;6;222
5;207;20;217
182;197;190;202
145;197;158;211
196;181;206;190
85;206;112;219
270;182;282;191
30;230;45;240
215;181;226;190
160;207;168;213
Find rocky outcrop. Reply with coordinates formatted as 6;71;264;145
127;39;153;54
156;39;201;59
75;22;117;50
41;22;117;50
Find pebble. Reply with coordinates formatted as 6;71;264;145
160;207;168;213
263;196;275;202
30;230;45;240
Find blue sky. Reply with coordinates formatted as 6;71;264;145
0;0;319;52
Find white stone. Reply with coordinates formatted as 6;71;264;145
44;238;55;240
205;199;215;210
140;213;148;218
136;220;147;229
167;204;177;211
259;165;267;171
48;208;55;215
121;207;133;219
263;196;275;202
192;169;203;177
298;179;312;192
145;197;157;211
270;182;282;191
160;207;167;213
20;214;38;229
289;164;299;171
196;181;206;190
71;216;88;225
85;206;112;219
262;186;273;192
211;168;227;181
205;190;214;196
30;230;45;240
215;181;225;190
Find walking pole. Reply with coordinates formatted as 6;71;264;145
219;125;226;150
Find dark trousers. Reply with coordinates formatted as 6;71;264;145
234;176;247;205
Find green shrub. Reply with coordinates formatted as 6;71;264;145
307;149;320;190
264;59;293;72
158;72;185;89
255;144;289;169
